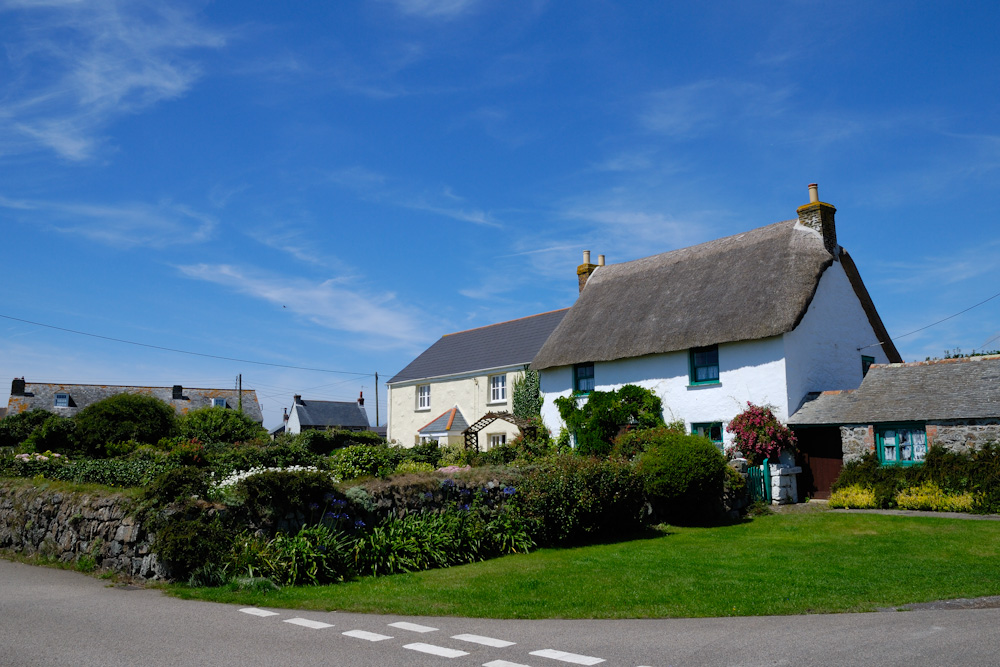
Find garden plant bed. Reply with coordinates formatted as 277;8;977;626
170;511;1000;618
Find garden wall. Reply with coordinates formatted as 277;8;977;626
0;481;165;579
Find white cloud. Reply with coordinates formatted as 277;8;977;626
0;195;216;248
382;0;483;19
639;80;791;139
176;264;432;350
0;0;226;160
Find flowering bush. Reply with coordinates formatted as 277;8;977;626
725;402;796;465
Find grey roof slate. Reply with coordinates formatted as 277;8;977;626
532;220;900;370
789;355;1000;425
292;399;369;429
388;309;569;384
418;406;469;434
6;381;263;423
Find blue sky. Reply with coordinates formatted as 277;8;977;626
2;0;999;430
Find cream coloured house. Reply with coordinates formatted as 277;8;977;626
387;309;567;448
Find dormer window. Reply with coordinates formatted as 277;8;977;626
211;398;227;408
54;393;69;408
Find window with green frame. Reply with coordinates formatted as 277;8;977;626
689;345;720;384
574;362;595;394
862;355;875;377
692;422;724;449
877;425;927;465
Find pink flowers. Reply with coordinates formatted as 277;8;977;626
725;402;796;465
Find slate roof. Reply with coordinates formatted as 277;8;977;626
419;406;469;434
789;355;1000;425
531;220;901;370
292;399;369;430
388;309;569;384
6;381;263;423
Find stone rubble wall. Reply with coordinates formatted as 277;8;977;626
0;481;166;580
840;420;1000;462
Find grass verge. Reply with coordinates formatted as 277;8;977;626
168;511;1000;618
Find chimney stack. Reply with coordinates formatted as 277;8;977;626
358;391;365;407
796;183;838;256
11;378;25;396
293;394;302;405
283;407;288;423
172;385;183;400
577;250;601;293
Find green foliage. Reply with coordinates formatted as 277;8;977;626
0;454;176;487
511;368;542;420
895;482;977;512
516;454;646;546
611;423;686;461
478;443;520;466
155;510;229;580
0;409;53;449
295;429;384;456
230;469;343;533
725;402;796;465
210;440;323;478
329;444;403;480
636;433;728;524
73;393;178;456
167;438;209;466
144;467;212;504
828;484;878;509
231;525;357;586
178;407;267;445
393;459;436;474
23;414;77;453
555;385;665;457
405;440;442;467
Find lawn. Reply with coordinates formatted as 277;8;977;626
169;511;1000;618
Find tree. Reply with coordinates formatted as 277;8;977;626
0;409;51;449
73;393;178;456
179;407;267;445
511;367;542;419
555;384;665;457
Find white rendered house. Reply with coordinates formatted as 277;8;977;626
530;185;901;452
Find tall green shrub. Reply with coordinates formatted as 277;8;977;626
179;407;266;445
73;394;178;456
0;409;51;449
512;368;542;419
636;432;727;524
554;384;665;457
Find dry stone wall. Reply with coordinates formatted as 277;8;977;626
0;481;166;579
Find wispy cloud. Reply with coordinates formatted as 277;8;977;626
176;264;432;350
0;194;216;248
1;0;226;160
875;239;1000;289
381;0;483;19
639;80;791;139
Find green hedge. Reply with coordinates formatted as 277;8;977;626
0;456;178;487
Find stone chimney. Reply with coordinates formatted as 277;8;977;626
282;407;289;423
172;385;183;400
293;394;302;405
796;183;838;256
577;250;604;293
357;391;365;407
11;378;25;396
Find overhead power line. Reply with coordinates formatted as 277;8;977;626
891;288;1000;341
0;313;374;377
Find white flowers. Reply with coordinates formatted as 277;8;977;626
208;465;339;502
14;451;65;463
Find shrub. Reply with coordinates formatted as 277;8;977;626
229;469;343;534
210;440;322;478
155;509;229;580
23;415;78;454
230;524;357;586
478;443;520;466
329;444;402;480
178;407;267;445
404;440;442;467
295;429;383;456
73;394;178;456
167;438;209;466
516;454;646;546
393;459;436;474
144;467;212;504
511;368;542;419
828;484;878;509
611;423;687;461
636;433;727;524
555;385;665;457
725;402;796;465
895;482;977;512
0;454;176;487
0;409;51;449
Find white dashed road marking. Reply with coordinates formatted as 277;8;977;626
530;649;605;665
452;633;516;648
284;618;334;630
403;642;470;658
484;661;533;667
343;629;394;642
389;621;439;633
239;608;279;617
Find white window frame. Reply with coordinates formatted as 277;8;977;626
489;433;506;448
211;398;227;408
489;374;507;403
54;393;69;408
417;384;431;410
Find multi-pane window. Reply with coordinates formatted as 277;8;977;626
54;393;69;407
489;433;506;448
878;426;927;465
574;363;595;394
417;385;431;409
489;374;507;402
690;345;720;384
692;422;724;449
211;398;227;408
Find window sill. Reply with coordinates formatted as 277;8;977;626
486;400;507;406
415;408;431;412
687;381;721;389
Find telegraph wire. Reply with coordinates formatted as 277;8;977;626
890;288;1000;342
0;313;374;377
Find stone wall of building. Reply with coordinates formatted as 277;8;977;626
0;481;165;579
840;425;873;463
927;419;1000;454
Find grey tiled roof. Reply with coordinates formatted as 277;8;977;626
388;309;568;384
7;381;263;423
418;406;469;434
789;355;1000;425
292;399;369;429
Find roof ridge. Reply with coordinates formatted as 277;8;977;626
441;308;570;337
876;354;1000;368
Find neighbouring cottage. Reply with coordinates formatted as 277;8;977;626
387;309;568;448
789;354;1000;496
531;185;901;483
274;392;371;435
5;378;263;422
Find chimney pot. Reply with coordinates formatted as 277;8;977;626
582;250;591;264
797;183;838;256
808;183;819;203
358;391;365;407
577;250;600;293
597;254;605;266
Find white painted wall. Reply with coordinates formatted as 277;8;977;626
782;259;892;414
387;367;523;447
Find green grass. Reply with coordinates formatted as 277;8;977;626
168;512;1000;618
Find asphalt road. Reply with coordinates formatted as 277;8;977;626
2;558;999;667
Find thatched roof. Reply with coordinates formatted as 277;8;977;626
533;219;858;370
789;355;1000;425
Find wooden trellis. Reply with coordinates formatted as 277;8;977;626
462;411;537;452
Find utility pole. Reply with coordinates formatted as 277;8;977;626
237;374;243;413
374;372;379;427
